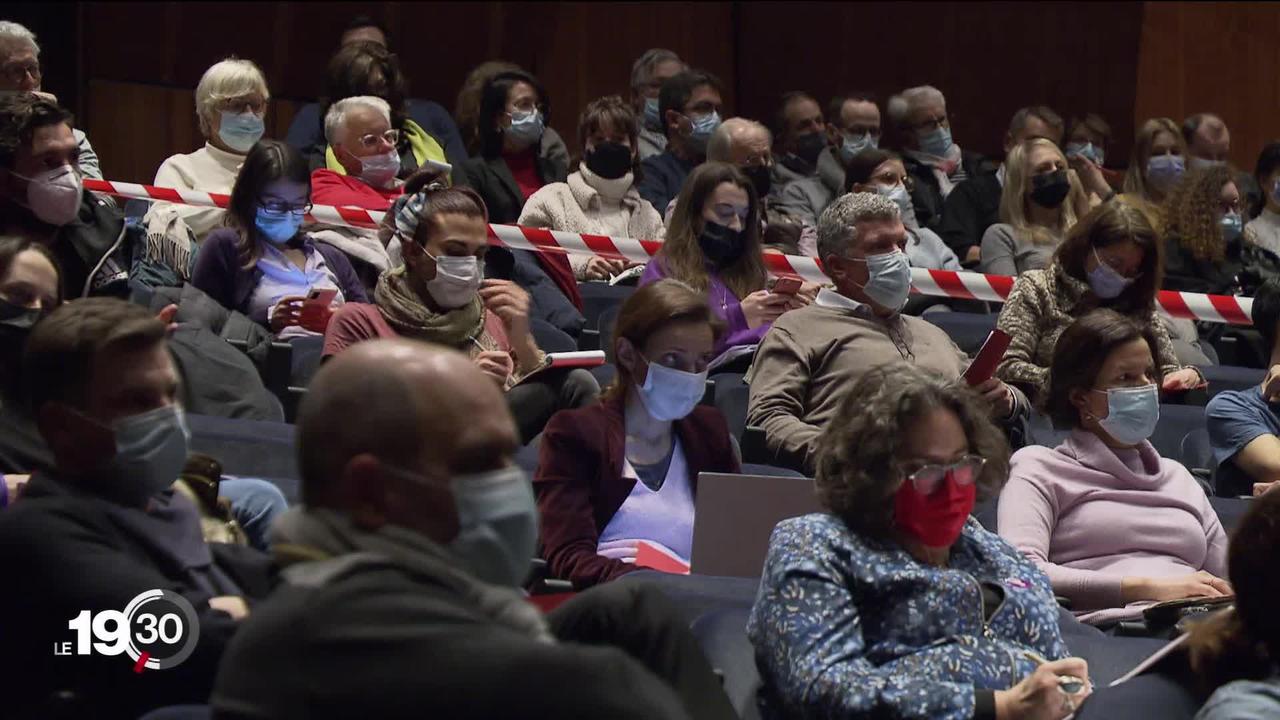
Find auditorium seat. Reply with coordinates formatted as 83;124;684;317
1198;363;1264;397
922;311;997;355
599;304;621;361
1150;404;1206;461
688;605;761;720
712;373;749;440
187;414;298;502
1208;496;1252;533
579;281;636;329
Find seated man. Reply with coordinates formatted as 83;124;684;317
1208;279;1280;497
0;93;130;298
771;92;879;230
312;95;419;210
1184;112;1262;217
629;48;687;161
0;298;271;719
212;339;735;720
747;192;1026;473
937;105;1064;267
637;69;722;215
767;92;827;207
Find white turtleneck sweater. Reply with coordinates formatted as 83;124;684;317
154;142;247;240
1247;207;1280;257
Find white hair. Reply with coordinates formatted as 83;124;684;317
324;95;391;145
887;84;946;128
195;58;270;136
706;117;771;163
816;192;900;261
0;21;39;58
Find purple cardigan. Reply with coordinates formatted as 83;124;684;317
639;257;769;356
191;228;368;322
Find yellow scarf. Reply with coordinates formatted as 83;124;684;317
324;118;448;180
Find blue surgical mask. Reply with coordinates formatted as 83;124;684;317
1086;247;1135;300
218;111;265;154
255;207;304;244
840;131;878;163
917;126;953;157
1093;384;1159;445
1065;142;1104;167
1146;154;1185;188
687;111;722;153
78;404;190;507
447;466;539;587
635;358;707;422
643;97;662;131
852;250;913;312
1221;211;1244;242
506;110;545;150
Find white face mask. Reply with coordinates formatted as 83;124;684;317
357;148;401;189
425;252;483;309
12;164;83;226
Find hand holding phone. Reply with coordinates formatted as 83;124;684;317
963;329;1012;386
770;277;803;295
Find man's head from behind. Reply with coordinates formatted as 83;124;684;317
340;15;388;49
817;192;909;316
25;298;183;505
297;340;531;583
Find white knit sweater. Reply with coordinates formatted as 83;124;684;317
154;142;246;240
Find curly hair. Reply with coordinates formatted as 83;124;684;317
813;363;1010;541
1162;164;1238;263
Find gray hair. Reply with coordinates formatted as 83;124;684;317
0;21;38;58
324;95;391;145
194;58;269;137
815;192;900;261
706;117;770;163
887;84;946;128
630;48;686;91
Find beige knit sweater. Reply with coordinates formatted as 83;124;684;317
154;142;244;241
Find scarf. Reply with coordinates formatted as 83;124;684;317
272;506;554;643
324;118;449;179
904;143;966;196
373;265;488;349
141;202;195;281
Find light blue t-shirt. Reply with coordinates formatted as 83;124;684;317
1206;386;1280;497
1196;677;1280;719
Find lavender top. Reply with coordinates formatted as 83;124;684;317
639;256;769;357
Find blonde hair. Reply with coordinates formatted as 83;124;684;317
1000;138;1084;246
1122;117;1185;200
195;58;270;137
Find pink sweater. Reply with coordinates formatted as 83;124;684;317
998;430;1228;625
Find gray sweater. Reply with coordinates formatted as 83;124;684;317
979;223;1062;276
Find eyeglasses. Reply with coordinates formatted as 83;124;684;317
902;454;986;495
357;129;400;150
259;200;313;215
910;114;950;133
1;61;40;84
870;171;915;192
218;97;267;115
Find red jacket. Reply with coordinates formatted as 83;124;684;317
533;393;740;588
311;169;403;210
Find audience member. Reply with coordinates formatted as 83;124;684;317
769;92;827;201
887;84;996;230
771;92;879;228
639;162;800;363
191;140;367;337
637;70;724;214
0;20;100;178
1207;279;1280;497
519;95;661;281
939;106;1065;266
980;138;1086;276
1161;165;1246;296
323;182;598;443
0;93;128;297
630;49;687;161
312;96;413;209
0;298;271;719
1121;117;1186;226
454;60;571;168
749;362;1087;720
211;339;736;720
1246;141;1280;255
996;201;1205;402
1183;112;1262;217
1064;113;1123;194
999;309;1229;625
155;58;269;241
705;117;778;225
534;280;739;587
843;147;959;270
1187;490;1280;718
747;193;1024;473
285;30;464;172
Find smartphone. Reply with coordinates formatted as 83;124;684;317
963;329;1012;386
305;288;338;306
770;277;803;295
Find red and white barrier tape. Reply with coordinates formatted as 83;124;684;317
86;178;1254;325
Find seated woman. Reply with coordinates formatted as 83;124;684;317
1188;491;1280;718
996;200;1204;402
844;147;960;270
322;181;598;443
311;95;419;211
1120;117;1186;229
640;162;805;364
455;60;572;169
749;362;1089;720
980;138;1087;276
999;309;1230;626
519;94;663;281
155;58;268;241
1162;164;1248;297
1246;141;1280;255
191;140;367;338
533;279;739;587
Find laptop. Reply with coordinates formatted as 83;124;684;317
690;473;824;578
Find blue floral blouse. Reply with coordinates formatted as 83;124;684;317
747;513;1068;719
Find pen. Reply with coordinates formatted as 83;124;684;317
1023;650;1086;695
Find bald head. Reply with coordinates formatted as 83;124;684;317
297;339;519;522
1185;113;1230;162
706;117;772;167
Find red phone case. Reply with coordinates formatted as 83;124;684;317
963;329;1012;386
771;277;802;295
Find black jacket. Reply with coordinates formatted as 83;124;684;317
903;150;997;231
1162;232;1244;296
0;473;272;720
937;171;1003;263
1;193;130;300
456;152;568;225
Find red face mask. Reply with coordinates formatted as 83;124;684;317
894;470;977;548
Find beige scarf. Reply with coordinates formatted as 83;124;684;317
373;266;493;352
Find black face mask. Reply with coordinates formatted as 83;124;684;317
584;141;634;180
0;298;40;389
1030;169;1071;209
698;220;746;267
792;132;827;168
744;165;772;200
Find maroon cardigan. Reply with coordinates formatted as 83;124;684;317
533;393;740;588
